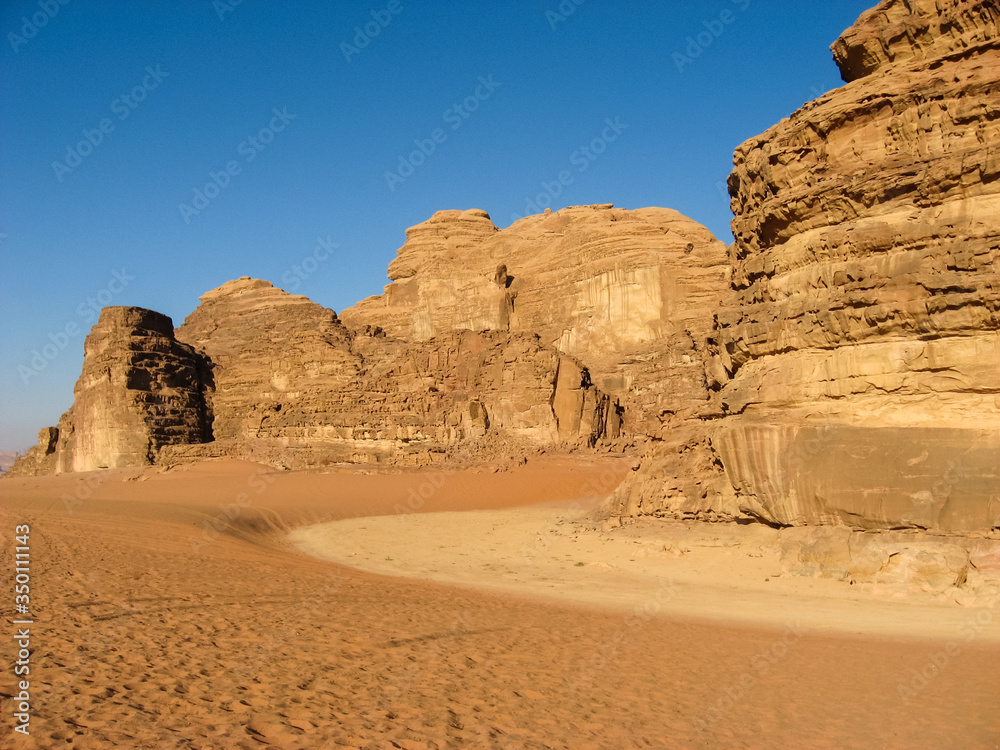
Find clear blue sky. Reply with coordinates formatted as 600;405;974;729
0;0;875;452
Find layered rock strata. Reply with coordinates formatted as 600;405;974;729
10;307;212;475
172;278;618;467
341;205;732;441
614;0;1000;532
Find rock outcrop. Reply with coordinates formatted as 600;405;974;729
341;205;732;441
11;272;625;474
10;204;730;476
171;277;619;467
174;278;362;450
616;0;1000;533
341;205;736;506
9;307;212;475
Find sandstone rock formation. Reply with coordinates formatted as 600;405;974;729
170;277;620;467
12;273;624;474
779;525;1000;594
9;307;212;475
615;0;1000;534
339;205;737;510
341;205;731;442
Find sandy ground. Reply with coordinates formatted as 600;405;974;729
0;457;998;749
290;503;1000;643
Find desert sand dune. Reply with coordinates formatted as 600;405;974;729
1;457;998;749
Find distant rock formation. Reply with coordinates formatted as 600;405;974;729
615;0;1000;534
0;451;20;473
168;276;620;468
341;204;735;502
10;264;631;474
342;204;733;456
9;307;212;475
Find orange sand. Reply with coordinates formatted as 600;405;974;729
1;457;998;749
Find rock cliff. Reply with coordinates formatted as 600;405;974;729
615;0;1000;533
9;307;212;475
171;277;619;467
341;204;732;444
341;204;735;502
12;273;623;474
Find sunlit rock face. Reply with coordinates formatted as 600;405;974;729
23;201;734;476
341;204;733;448
174;277;620;467
9;307;212;476
709;0;1000;531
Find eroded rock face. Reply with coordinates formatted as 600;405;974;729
12;276;621;474
830;0;1000;82
341;204;733;462
341;205;736;509
711;0;1000;532
171;278;616;468
341;206;729;369
609;0;1000;533
175;277;361;447
10;307;212;475
779;526;1000;595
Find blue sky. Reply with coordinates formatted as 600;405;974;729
0;0;875;452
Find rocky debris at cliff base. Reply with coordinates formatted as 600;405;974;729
778;526;1000;597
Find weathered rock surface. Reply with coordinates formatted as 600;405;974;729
172;277;619;467
175;278;362;451
830;0;1000;82
10;307;212;475
11;204;730;476
341;205;732;441
779;525;1000;594
616;0;1000;534
341;205;735;503
12;281;620;474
